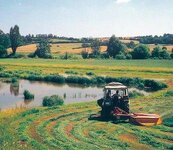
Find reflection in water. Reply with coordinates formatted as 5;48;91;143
10;83;19;96
24;99;34;105
0;79;150;110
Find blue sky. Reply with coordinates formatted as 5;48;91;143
0;0;173;37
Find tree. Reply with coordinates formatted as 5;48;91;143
151;46;170;59
35;40;52;58
0;30;10;49
91;39;100;56
170;49;173;59
151;46;162;58
0;45;7;58
131;45;150;59
159;48;170;59
9;25;21;54
107;35;126;58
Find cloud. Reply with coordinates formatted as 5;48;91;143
115;0;131;4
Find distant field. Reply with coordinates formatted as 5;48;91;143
0;59;173;79
7;43;107;54
148;44;173;51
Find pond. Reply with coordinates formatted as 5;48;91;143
0;79;149;110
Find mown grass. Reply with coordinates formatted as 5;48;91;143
0;58;173;149
0;90;173;150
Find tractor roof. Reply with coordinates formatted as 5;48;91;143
104;82;127;90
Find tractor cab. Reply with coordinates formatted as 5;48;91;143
97;82;129;118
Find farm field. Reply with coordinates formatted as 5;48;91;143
0;59;173;79
7;43;107;54
0;59;173;149
0;88;173;149
7;41;173;55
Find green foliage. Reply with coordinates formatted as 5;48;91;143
23;90;34;100
115;52;126;60
0;30;10;49
151;46;162;58
9;25;21;54
164;90;173;97
126;41;136;49
42;95;64;107
163;116;173;127
81;50;89;59
91;39;101;56
65;70;78;75
11;77;18;83
27;52;36;58
144;79;167;91
126;53;132;59
44;75;65;83
35;40;52;58
131;45;150;59
107;35;126;58
0;45;7;58
86;71;95;76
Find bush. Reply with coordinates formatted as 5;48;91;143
44;75;65;83
28;53;36;58
23;90;34;100
65;70;78;75
11;77;18;83
66;76;91;85
0;45;7;58
164;90;173;97
115;53;126;60
81;50;89;59
42;95;64;107
129;91;144;98
35;40;52;58
86;71;95;76
131;45;150;59
7;53;25;58
126;53;132;59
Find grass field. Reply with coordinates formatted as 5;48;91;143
0;59;173;79
0;58;173;149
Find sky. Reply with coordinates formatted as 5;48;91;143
0;0;173;38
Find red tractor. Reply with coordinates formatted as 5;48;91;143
96;82;162;126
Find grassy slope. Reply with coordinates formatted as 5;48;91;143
0;58;173;149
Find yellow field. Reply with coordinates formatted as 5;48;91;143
148;44;173;51
7;43;107;54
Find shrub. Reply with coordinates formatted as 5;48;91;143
23;90;34;100
115;53;126;60
86;71;95;76
42;95;64;107
65;70;78;75
44;75;65;83
126;53;132;59
11;77;18;83
7;53;25;58
164;90;173;97
35;40;52;58
129;91;144;98
28;53;36;58
66;76;91;85
131;45;150;59
81;50;89;59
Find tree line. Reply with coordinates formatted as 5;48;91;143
139;34;173;44
81;35;173;59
